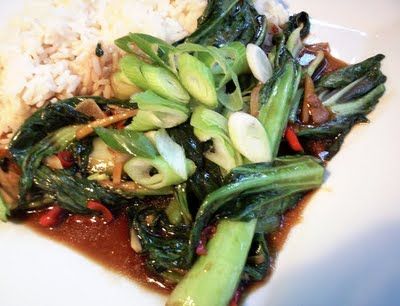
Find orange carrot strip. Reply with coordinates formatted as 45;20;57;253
76;109;137;140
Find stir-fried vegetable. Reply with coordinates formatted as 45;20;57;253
191;106;242;172
127;91;189;131
2;5;388;306
176;53;218;108
184;0;267;47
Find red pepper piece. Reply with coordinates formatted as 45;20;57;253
285;126;304;153
196;225;217;256
57;151;74;168
87;200;113;223
39;205;65;227
229;286;244;306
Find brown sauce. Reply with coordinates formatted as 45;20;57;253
16;191;314;297
268;192;314;254
19;208;173;294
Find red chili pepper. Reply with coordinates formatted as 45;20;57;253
229;286;244;306
114;119;126;130
285;126;304;153
196;225;217;256
39;205;65;227
57;151;74;168
87;200;113;223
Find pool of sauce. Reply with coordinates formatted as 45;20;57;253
18;191;314;296
20;208;173;294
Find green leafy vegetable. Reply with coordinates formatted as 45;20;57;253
165;184;192;225
283;11;311;40
167;219;257;306
169;156;324;304
258;56;299;158
126;33;176;70
189;156;324;257
191;106;242;172
184;0;267;47
95;127;157;158
19;125;80;200
317;54;385;89
33;166;127;213
9;102;90;165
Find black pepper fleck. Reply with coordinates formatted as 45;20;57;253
95;43;104;57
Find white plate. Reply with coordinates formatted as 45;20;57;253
1;1;400;305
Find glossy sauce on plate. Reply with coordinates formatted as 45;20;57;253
17;193;312;294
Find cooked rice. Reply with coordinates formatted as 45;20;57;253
0;0;287;145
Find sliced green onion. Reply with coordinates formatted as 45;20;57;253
155;129;190;180
246;43;273;84
228;112;271;163
140;65;190;103
123;156;195;190
176;53;218;108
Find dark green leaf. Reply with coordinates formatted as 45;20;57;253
33;166;128;214
317;54;385;89
184;0;266;47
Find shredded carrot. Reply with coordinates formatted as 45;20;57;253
250;83;262;117
76;109;137;140
112;161;123;185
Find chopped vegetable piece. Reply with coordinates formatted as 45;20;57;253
155;129;190;180
184;0;266;47
87;200;113;223
285;126;304;152
39;205;65;227
57;151;74;169
111;71;142;100
228;112;271;163
250;83;262;117
94;127;157;158
195;225;216;256
112;160;123;185
302;74;330;125
127;90;189;131
258;57;298;158
124;156;196;190
167;220;256;306
317;54;384;89
130;227;143;253
76;109;137;140
176;53;218;108
75;98;106;119
119;54;149;89
191;106;241;172
246;43;273;83
140;65;190;103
